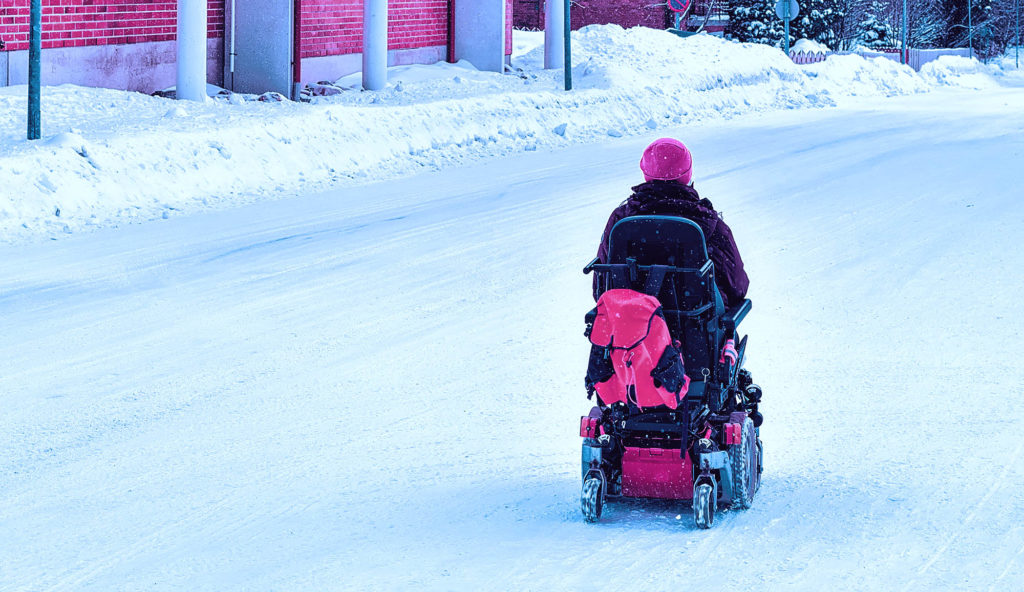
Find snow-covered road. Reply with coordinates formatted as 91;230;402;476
2;87;1023;591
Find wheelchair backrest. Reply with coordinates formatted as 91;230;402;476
599;215;725;377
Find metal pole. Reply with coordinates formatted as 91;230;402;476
564;0;571;91
784;2;790;55
968;0;973;59
902;0;908;65
27;0;41;140
1016;0;1020;68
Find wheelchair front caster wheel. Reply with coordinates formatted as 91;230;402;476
581;477;603;523
693;482;716;529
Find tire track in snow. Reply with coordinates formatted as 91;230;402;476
901;437;1024;591
988;536;1024;592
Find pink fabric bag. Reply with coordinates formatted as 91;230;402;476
588;289;690;409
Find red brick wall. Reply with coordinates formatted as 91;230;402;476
0;0;224;52
301;0;448;59
570;0;667;30
301;0;511;59
300;0;360;59
514;0;667;31
513;0;541;29
390;0;446;50
0;1;511;61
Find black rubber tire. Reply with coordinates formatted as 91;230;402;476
581;477;603;523
693;482;716;529
729;416;758;509
755;436;763;493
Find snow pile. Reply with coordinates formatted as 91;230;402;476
512;29;545;59
0;25;1011;242
990;50;1024;85
803;53;931;97
791;38;830;54
919;56;1002;90
333;60;493;91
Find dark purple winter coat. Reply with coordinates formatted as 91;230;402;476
595;181;749;307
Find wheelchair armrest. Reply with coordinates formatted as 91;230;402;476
583;257;599;275
722;299;752;332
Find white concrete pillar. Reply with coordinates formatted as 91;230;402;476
362;0;388;91
176;0;207;101
544;0;564;70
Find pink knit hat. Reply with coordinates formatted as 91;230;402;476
640;138;693;184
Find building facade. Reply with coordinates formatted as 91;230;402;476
513;0;667;31
513;0;725;35
0;0;513;95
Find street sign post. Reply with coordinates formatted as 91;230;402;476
669;0;690;30
775;0;799;55
774;0;799;20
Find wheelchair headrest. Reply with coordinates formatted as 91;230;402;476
607;216;710;269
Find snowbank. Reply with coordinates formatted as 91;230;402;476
919;56;1002;89
0;25;1012;242
512;30;545;59
803;54;931;96
791;38;830;54
333;60;492;91
919;54;1024;89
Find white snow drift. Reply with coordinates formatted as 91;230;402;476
0;25;1017;242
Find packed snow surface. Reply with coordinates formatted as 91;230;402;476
2;86;1023;590
0;25;1019;242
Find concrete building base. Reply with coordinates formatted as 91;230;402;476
2;39;224;93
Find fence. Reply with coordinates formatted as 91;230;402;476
906;48;972;70
789;51;829;65
792;47;973;71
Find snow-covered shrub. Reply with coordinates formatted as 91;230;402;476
858;0;896;48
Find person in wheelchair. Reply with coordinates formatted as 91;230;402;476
594;138;749;306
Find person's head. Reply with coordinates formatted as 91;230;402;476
640;138;693;185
